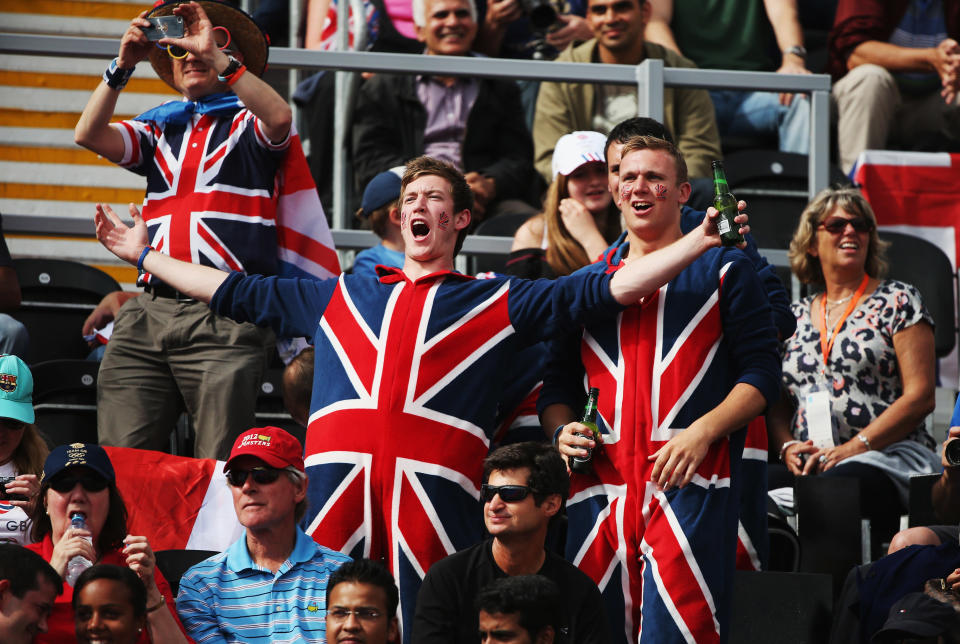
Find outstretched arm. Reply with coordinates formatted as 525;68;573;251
608;209;747;305
95;203;228;302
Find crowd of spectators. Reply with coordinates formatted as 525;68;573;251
5;0;960;642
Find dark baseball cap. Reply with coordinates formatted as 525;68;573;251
358;167;405;218
42;443;116;486
873;591;960;641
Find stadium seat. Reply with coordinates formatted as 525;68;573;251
255;367;306;447
13;258;120;364
795;475;866;593
30;358;99;447
907;473;942;528
730;570;833;643
878;231;957;359
469;212;530;275
722;149;847;252
155;549;218;596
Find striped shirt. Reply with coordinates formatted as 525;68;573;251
176;528;352;643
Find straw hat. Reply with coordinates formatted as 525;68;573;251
146;0;268;91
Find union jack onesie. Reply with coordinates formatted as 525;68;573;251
539;234;781;644
210;265;624;640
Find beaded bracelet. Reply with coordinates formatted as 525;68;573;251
857;433;872;451
103;58;135;91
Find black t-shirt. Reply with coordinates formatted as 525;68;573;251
411;539;610;644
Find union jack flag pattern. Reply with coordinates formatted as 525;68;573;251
117;106;339;285
210;266;621;643
546;240;780;644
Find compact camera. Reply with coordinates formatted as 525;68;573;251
0;477;27;502
142;15;185;41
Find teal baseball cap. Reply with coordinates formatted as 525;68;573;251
0;355;35;424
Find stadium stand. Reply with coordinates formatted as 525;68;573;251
30;357;99;447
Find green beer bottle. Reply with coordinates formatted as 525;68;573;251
711;160;744;247
570;387;601;474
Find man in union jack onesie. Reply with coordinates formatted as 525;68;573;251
540;136;781;644
93;154;744;642
75;1;337;458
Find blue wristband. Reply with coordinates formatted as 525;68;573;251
137;246;153;273
103;58;135;91
552;424;565;446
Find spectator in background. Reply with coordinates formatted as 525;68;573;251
73;0;303;459
72;564;162;644
829;0;960;174
476;575;561;644
508;131;619;279
532;0;721;185
353;167;407;275
0;216;28;357
768;187;940;558
413;442;609;643
0;543;60;644
282;347;314;428
644;0;811;154
177;426;351;643
326;559;401;644
352;0;540;225
0;355;48;546
26;443;184;643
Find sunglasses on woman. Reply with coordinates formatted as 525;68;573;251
818;216;874;234
48;474;109;494
225;466;283;487
480;484;533;503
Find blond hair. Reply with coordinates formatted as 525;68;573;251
788;187;888;285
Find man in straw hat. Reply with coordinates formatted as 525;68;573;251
74;1;338;460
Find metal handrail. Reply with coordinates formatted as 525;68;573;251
0;32;830;266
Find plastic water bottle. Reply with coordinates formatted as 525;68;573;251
64;512;93;586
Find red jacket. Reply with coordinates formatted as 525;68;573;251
828;0;960;80
26;536;185;644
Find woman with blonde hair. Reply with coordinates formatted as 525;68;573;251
768;186;940;554
507;131;620;278
0;354;48;545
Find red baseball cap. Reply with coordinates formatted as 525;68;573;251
223;427;304;473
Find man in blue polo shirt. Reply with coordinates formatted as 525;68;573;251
176;426;351;642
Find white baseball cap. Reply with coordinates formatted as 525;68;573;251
551;131;607;179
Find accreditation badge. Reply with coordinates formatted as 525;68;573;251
805;384;836;450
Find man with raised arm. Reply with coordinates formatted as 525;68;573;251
95;155;744;642
539;136;780;643
74;0;336;459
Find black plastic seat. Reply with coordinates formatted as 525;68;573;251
13;258;121;364
30;358;99;448
469;212;531;275
155;549;218;596
878;231;957;359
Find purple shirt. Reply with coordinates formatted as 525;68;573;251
416;75;479;170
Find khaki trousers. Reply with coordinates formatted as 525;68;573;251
97;293;274;459
833;63;960;174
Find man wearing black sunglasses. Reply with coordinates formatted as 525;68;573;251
412;442;608;643
176;426;351;643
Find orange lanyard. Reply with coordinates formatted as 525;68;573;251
818;274;870;371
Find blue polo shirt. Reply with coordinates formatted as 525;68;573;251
176;528;352;643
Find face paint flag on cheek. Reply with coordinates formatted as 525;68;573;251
401;211;408;228
654;184;667;200
438;211;450;230
620;183;632;206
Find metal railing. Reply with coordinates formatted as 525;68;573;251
0;32;829;270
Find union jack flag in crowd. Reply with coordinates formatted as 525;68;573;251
554;246;779;644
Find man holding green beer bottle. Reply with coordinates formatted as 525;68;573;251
541;136;781;643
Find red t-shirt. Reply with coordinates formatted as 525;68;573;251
26;536;185;643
